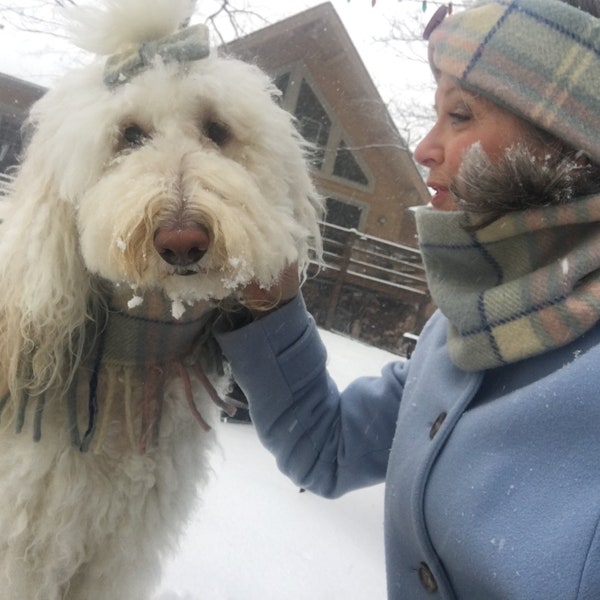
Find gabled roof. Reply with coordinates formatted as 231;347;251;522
225;3;404;146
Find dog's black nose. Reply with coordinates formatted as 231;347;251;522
154;225;210;268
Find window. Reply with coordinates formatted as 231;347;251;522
295;80;331;169
333;141;368;185
0;116;22;172
274;67;371;190
325;197;362;229
274;72;290;97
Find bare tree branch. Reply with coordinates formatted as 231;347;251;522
203;1;269;45
0;0;270;51
0;2;67;39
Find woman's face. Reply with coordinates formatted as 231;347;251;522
414;73;529;211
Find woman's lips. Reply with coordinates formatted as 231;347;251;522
428;184;451;210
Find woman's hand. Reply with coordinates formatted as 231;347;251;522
241;262;300;319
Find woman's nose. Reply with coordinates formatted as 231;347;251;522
414;127;443;168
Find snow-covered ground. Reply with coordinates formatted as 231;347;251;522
157;329;401;600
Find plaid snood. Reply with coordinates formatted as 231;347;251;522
416;195;600;371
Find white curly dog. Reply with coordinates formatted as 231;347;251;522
0;1;322;598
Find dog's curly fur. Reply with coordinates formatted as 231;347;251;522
0;1;322;598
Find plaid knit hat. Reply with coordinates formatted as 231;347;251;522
427;0;600;164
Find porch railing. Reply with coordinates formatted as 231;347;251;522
0;172;12;197
308;222;430;331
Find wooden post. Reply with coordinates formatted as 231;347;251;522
324;229;355;330
414;299;431;333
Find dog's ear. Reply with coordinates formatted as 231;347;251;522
0;163;94;397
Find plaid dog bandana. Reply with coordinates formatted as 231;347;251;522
1;285;238;453
416;193;600;371
428;0;600;164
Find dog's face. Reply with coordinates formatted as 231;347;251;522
26;54;321;304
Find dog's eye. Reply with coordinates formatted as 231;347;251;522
122;125;148;148
205;121;230;146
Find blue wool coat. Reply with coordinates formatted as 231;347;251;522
216;295;600;600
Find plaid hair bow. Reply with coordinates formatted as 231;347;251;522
104;23;210;87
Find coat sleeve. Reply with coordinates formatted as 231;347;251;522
214;294;408;498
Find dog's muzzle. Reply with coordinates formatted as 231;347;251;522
154;224;210;275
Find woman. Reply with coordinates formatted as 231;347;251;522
215;1;600;598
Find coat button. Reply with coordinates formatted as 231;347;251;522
429;412;447;439
418;561;438;593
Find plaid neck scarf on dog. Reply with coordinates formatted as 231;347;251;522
416;193;600;371
428;0;600;164
75;286;226;453
2;285;238;453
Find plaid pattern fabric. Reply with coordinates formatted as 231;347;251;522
102;286;215;366
416;193;600;371
7;286;223;451
429;0;600;164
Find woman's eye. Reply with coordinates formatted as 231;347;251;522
205;121;230;146
449;112;471;124
122;124;148;147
